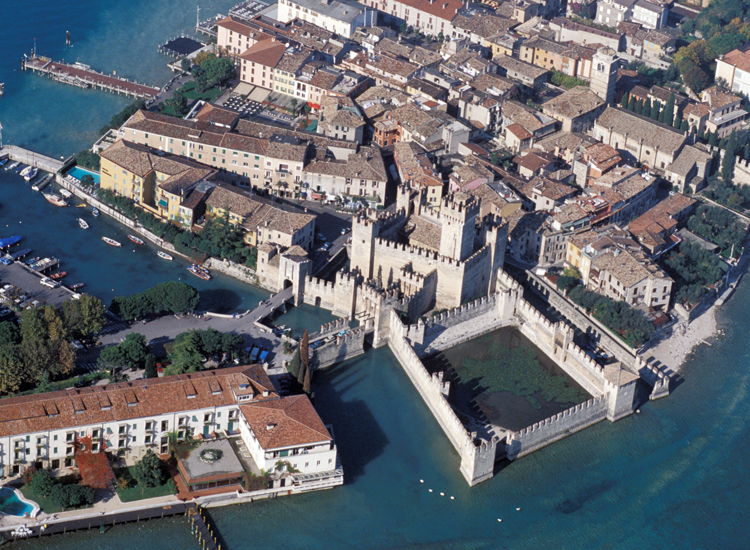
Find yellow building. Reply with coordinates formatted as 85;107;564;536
99;139;215;225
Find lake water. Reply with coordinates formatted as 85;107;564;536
4;0;750;549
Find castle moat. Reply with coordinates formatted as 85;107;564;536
424;328;590;432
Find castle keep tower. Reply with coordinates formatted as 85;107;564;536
439;193;479;262
351;213;379;279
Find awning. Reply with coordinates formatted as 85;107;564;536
158;199;168;208
307;102;320;110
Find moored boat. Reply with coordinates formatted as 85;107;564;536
19;166;31;178
43;193;68;207
59;188;72;199
128;235;144;245
32;174;52;191
5;162;19;171
157;251;173;261
187;265;211;281
15;163;28;174
23;167;38;182
78;218;89;229
50;271;66;279
70;283;85;290
102;237;121;247
0;236;22;249
25;256;40;265
92;207;100;217
0;158;8;168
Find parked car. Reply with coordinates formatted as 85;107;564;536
0;258;12;266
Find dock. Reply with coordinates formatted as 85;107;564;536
22;55;160;99
0;502;189;543
0;145;65;173
187;504;221;550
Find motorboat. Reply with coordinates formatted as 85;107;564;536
187;265;211;280
128;235;144;245
59;188;72;199
102;236;121;247
15;163;28;174
5;162;19;171
43;193;68;207
78;218;89;229
32;174;52;191
19;166;31;178
70;283;84;290
23;167;38;182
0;158;8;168
157;251;173;261
92;207;100;217
50;271;66;279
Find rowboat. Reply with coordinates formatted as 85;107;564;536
70;283;85;290
128;235;145;245
78;218;89;229
102;237;121;247
92;207;100;217
157;251;173;261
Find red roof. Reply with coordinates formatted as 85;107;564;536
239;39;286;68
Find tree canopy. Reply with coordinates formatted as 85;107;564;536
568;287;654;347
110;282;200;321
133;450;168;490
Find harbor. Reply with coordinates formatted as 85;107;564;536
22;55;160;99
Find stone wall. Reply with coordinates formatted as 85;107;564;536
387;311;496;486
303;276;338;311
204;258;257;286
313;326;368;369
506;396;609;460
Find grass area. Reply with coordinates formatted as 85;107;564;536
181;81;223;101
114;466;177;503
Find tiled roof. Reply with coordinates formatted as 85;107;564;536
453;13;517;38
239;39;286;68
0;365;275;437
595;106;686;156
392;0;463;21
404;214;442;251
303;147;387;181
217;16;257;35
628;193;696;235
194;103;240;128
542;86;605;119
701;86;741;110
503;100;555;133
506;122;533;141
239;394;331;450
592;247;669;288
719;44;750;74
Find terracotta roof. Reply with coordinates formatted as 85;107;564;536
194;103;239;128
542;86;605;120
217;16;256;35
628;193;696;236
239;394;331;450
392;0;463;22
595;107;686;156
506;122;533;141
0;365;276;438
239;39;286;68
719;45;750;74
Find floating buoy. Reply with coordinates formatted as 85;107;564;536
450;496;455;500
516;507;521;511
428;489;433;493
497;519;502;522
420;479;424;483
440;492;444;496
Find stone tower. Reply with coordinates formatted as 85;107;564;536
590;47;619;104
439;193;479;262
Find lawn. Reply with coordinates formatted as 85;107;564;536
181;81;223;101
114;466;177;503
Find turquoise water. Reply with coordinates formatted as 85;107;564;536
67;166;100;184
0;487;35;517
3;0;750;549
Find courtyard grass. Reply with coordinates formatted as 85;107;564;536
114;466;177;503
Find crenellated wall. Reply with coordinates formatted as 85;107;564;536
303;275;338;311
506;396;609;460
313;325;369;369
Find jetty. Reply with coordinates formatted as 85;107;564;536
0;145;64;173
22;55;160;99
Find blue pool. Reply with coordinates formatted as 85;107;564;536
67;166;100;185
0;487;37;517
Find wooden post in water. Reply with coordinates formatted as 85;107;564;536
66;31;71;45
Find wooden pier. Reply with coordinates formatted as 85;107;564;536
0;502;189;543
22;55;160;99
187;504;221;550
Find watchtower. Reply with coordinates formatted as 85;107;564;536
439;192;479;262
590;47;619;105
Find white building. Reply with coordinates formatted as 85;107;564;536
0;365;340;484
276;0;377;38
359;0;463;37
716;45;750;99
595;0;666;29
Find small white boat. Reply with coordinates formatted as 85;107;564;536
128;235;144;245
78;218;89;229
23;167;38;182
60;188;72;199
32;174;52;191
5;162;19;171
102;237;121;247
157;251;173;261
19;166;32;178
43;193;68;207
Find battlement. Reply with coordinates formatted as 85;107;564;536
318;318;348;336
305;275;337;292
512;395;606;438
497;270;521;292
373;237;473;270
517;297;557;332
440;193;479;220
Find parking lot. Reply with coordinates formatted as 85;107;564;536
0;262;77;313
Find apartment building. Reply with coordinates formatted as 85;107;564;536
359;0;464;37
0;365;339;481
239;38;287;90
302;146;388;205
276;0;376;38
394;141;444;208
716;44;750;99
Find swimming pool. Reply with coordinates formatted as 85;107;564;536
0;487;39;517
67;166;101;185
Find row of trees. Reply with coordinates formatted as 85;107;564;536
96;191;256;268
99;99;145;136
618;91;692;132
287;330;312;394
164;328;244;376
568;287;655;347
0;296;106;394
109;282;200;321
549;70;589;90
98;332;151;376
75;151;100;171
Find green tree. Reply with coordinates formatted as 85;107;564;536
400;21;408;34
619;94;629;108
30;469;55;497
144;354;158;379
197;328;223;356
627;95;636;111
721;130;738;184
62;294;106;340
0;321;21;347
99;99;145;135
680;119;689;132
555;275;578;292
662;92;675;125
201;56;235;87
80;174;95;188
180;57;192;73
119;332;149;367
133;450;167;491
164;89;188;117
98;345;126;373
0;347;25;394
51;484;96;510
75;151;100;171
287;345;301;381
221;332;244;359
708;132;718;147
